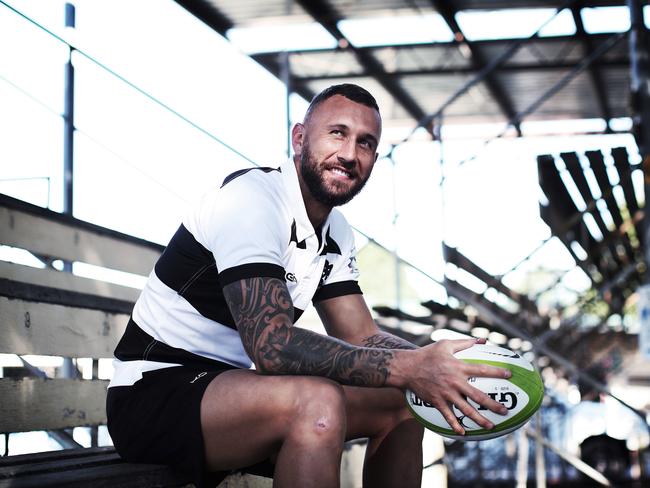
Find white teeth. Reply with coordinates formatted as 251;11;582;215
331;168;350;177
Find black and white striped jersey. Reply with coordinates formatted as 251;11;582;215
109;159;362;387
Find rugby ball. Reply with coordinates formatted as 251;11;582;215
406;343;544;441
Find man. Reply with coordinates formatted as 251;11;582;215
107;84;511;488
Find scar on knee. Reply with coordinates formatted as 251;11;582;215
315;416;330;430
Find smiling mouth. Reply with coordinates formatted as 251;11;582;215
328;167;354;179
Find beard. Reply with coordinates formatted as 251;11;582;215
300;141;370;207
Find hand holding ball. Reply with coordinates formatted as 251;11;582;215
406;343;544;440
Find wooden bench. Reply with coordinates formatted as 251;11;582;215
0;193;273;487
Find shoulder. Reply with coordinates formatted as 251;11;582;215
203;166;284;213
221;166;282;190
184;166;289;247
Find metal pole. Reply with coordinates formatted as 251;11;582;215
515;428;529;488
63;2;75;219
390;157;401;309
91;358;99;447
61;2;76;381
534;411;547;488
280;51;291;158
629;0;650;281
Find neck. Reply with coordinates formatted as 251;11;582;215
294;156;331;229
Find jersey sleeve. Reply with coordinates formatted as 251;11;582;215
312;211;363;302
188;174;287;287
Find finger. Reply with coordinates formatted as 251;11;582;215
452;396;495;430
436;401;465;435
449;337;484;354
462;385;509;416
465;363;512;379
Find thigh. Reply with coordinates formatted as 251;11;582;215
342;385;414;440
200;369;345;471
107;365;235;488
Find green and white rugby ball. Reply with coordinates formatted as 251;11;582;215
406;343;544;441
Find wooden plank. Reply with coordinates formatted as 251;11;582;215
0;378;109;433
0;452;119;478
0;261;141;303
0;206;161;276
0;461;191;488
0;447;117;469
0;447;275;487
0;447;270;488
0;279;135;316
0;297;128;357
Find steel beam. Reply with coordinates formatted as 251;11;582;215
571;4;613;130
294;0;428;129
250;33;626;58
430;0;521;135
270;58;628;81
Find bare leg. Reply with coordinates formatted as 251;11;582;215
201;371;422;488
343;386;424;488
201;370;346;488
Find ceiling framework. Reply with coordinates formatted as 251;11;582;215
429;0;522;135
176;0;632;133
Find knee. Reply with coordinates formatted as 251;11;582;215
290;378;346;437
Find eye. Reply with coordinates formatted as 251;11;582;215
330;129;343;136
358;139;372;149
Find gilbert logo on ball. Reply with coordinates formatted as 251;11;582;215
406;343;544;441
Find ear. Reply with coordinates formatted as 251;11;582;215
291;123;305;157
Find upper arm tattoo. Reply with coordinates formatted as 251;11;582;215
222;277;394;387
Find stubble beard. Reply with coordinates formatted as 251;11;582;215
300;141;369;208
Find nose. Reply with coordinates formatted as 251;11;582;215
337;137;357;165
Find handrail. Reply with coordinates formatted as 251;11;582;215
0;0;259;168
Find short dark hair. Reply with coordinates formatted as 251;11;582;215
304;83;380;123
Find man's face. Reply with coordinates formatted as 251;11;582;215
295;95;381;208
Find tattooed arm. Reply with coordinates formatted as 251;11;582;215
222;276;408;387
361;332;417;351
224;276;512;434
315;292;417;350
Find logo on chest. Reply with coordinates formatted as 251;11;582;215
320;260;333;285
285;272;297;283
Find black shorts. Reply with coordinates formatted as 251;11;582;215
106;364;236;488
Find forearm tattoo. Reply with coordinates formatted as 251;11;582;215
362;333;418;350
223;277;393;387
